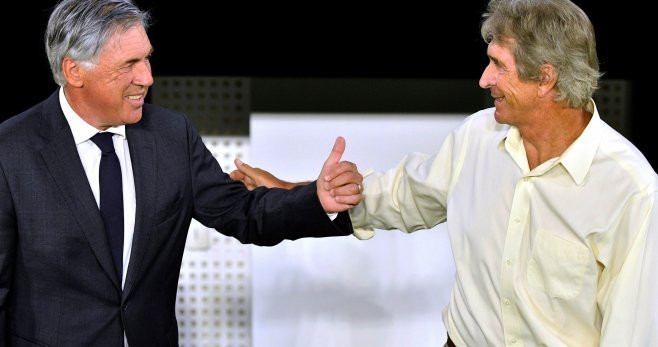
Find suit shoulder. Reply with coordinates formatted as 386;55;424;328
140;103;192;131
0;101;46;146
137;104;203;150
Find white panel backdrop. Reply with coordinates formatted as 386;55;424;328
250;113;467;347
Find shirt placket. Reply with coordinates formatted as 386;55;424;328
500;175;533;346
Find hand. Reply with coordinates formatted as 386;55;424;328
229;159;296;190
317;136;363;213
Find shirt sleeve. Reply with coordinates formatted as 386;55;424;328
349;131;459;239
598;188;658;346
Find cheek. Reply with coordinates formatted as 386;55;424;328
505;82;525;99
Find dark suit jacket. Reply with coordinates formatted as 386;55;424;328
0;91;353;346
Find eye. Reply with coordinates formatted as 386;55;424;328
118;64;133;72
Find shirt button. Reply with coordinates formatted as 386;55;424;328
511;337;518;344
523;177;530;182
506;259;512;266
514;218;521;223
503;299;511;306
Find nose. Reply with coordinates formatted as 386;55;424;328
133;60;153;87
479;62;495;89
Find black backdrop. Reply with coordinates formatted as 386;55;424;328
2;1;653;167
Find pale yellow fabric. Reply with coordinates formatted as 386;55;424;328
350;102;658;346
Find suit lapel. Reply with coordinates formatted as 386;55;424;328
39;93;121;290
122;123;157;299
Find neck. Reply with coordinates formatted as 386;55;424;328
63;86;110;131
518;101;592;170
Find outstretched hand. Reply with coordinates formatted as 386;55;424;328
228;136;363;214
316;136;363;213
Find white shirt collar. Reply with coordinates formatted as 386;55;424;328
557;99;602;185
59;87;126;144
497;99;602;185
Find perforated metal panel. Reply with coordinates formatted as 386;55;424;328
177;136;251;347
593;79;631;137
151;77;251;135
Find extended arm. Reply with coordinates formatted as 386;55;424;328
186;119;360;245
231;131;460;238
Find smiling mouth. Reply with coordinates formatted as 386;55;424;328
126;95;142;100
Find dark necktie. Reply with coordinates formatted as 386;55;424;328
91;132;124;280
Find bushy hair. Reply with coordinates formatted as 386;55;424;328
481;0;601;108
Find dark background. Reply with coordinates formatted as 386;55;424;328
2;1;653;168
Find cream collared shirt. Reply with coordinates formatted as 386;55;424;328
351;101;658;346
59;88;137;289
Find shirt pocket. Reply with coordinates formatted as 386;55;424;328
527;228;590;299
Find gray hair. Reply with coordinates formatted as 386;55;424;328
45;0;151;86
481;0;601;108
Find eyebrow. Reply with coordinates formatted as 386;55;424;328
125;47;154;65
488;54;506;69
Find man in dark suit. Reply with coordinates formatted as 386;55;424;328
0;0;363;345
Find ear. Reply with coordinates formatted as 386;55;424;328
61;57;85;88
537;64;557;97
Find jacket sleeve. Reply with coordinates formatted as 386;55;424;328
183;118;353;246
0;162;17;344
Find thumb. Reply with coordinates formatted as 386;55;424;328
324;136;345;167
234;158;256;175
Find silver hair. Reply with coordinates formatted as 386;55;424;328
45;0;151;86
481;0;601;108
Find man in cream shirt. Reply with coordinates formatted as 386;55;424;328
231;0;658;345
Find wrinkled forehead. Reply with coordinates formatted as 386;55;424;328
94;24;152;64
486;39;515;57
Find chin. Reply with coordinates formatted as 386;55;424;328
122;111;143;125
493;110;509;125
